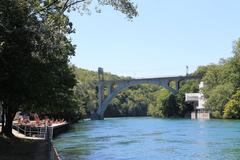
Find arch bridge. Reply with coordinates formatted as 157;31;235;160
92;69;201;120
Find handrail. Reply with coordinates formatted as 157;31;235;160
52;145;61;160
13;123;48;139
13;123;60;160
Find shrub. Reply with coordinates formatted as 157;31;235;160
223;90;240;119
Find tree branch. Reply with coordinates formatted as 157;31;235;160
30;0;60;16
62;0;71;12
62;0;86;12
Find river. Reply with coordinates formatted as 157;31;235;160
54;117;240;160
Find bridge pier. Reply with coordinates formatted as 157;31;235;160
91;67;106;120
176;80;180;91
97;84;104;112
92;83;105;120
108;84;114;95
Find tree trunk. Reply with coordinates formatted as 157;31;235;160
2;106;16;137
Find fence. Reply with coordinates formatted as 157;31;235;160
12;123;61;160
12;123;52;139
51;144;61;160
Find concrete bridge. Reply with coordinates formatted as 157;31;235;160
92;68;201;120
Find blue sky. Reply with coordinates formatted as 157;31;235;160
68;0;240;78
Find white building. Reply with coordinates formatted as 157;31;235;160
185;82;210;119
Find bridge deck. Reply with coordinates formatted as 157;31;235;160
98;75;201;85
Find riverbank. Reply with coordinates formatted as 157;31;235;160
0;122;70;160
0;136;49;160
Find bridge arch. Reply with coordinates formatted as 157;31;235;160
98;80;173;118
92;76;200;120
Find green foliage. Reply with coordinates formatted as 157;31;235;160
61;28;240;120
211;111;222;119
230;40;240;88
223;89;240;119
202;65;224;90
147;89;169;118
197;40;240;118
0;0;138;136
145;79;201;118
31;0;138;19
204;83;233;117
5;36;240;122
162;94;178;117
72;66;126;117
71;67;153;117
73;81;96;118
176;80;199;117
0;0;77;136
193;66;208;77
106;84;155;117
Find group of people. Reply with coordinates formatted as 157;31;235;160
15;112;66;127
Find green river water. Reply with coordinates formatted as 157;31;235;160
54;117;240;160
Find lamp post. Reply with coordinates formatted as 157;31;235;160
98;67;104;81
186;65;189;76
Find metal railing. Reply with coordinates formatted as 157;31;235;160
12;123;60;160
13;123;49;139
51;145;61;160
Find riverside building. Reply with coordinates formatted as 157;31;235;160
185;82;210;119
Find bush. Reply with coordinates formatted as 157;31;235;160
211;111;222;119
162;94;179;117
223;90;240;119
205;83;234;116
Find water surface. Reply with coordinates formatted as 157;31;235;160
54;117;240;160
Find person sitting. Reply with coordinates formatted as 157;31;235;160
18;115;23;125
55;119;59;124
47;119;53;126
44;116;49;125
22;114;30;124
33;113;41;126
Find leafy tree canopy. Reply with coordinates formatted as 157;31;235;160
223;89;240;119
0;0;137;136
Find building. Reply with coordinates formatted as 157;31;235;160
185;82;210;119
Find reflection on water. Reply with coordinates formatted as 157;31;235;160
54;117;240;160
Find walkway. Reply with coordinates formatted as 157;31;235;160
0;123;67;160
0;122;68;140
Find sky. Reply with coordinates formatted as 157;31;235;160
68;0;240;78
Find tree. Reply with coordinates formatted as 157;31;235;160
73;81;97;118
230;39;240;88
204;84;234;118
200;59;235;118
202;64;225;90
0;0;77;136
162;94;178;117
106;85;151;117
147;89;169;118
176;80;199;117
30;0;138;19
0;0;138;136
223;89;240;119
